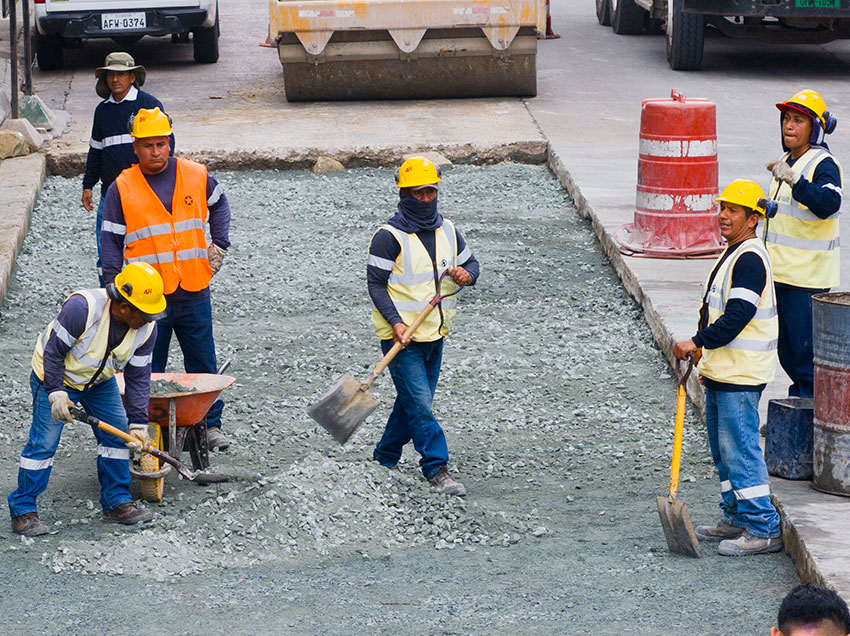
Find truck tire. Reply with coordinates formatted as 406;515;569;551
596;0;611;27
193;10;219;63
610;0;645;35
35;32;63;71
666;0;705;70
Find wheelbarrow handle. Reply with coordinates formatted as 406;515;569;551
68;406;197;481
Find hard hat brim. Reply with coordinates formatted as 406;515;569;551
776;101;818;122
411;183;439;191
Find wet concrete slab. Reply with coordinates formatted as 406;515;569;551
534;0;850;601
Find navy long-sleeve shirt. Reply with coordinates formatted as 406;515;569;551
82;86;174;196
101;157;231;302
367;223;479;327
788;154;842;218
692;240;767;392
41;294;156;424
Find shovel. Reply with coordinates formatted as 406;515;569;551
656;354;702;558
308;270;461;444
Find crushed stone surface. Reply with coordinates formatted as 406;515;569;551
0;164;797;635
149;379;200;395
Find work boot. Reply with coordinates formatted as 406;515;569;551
102;502;153;525
10;512;49;536
695;519;745;542
207;427;230;451
718;531;783;557
428;467;467;496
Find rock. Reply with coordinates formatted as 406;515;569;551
1;118;43;152
402;151;452;171
0;130;29;158
18;95;57;131
312;156;345;175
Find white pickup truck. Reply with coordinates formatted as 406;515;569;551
33;0;219;70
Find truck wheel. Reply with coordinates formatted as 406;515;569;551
610;0;645;34
596;0;611;27
193;10;219;63
667;0;705;70
35;32;63;71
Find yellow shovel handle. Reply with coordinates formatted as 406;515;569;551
669;384;686;499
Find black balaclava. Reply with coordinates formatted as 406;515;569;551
387;188;442;233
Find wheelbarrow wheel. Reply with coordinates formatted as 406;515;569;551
140;425;165;502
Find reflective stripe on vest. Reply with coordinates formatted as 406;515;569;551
116;158;213;294
762;148;843;288
31;289;155;390
371;220;459;342
698;238;778;386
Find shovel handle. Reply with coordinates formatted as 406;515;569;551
360;301;437;390
669;384;687;499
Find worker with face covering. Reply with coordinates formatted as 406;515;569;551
366;157;480;495
763;90;843;398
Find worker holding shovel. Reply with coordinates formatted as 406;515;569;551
8;263;166;536
673;180;782;557
367;157;479;495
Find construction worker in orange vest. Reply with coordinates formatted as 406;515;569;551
100;108;232;450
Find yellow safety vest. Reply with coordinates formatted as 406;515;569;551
371;220;459;342
698;238;778;386
32;289;156;390
763;148;842;288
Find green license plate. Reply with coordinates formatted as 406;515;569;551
795;0;840;8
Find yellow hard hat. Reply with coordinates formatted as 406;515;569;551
777;90;836;134
130;107;173;139
715;180;769;216
112;262;167;319
395;157;441;189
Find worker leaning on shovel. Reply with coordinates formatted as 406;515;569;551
7;263;166;536
763;90;843;399
673;180;783;557
367;157;479;495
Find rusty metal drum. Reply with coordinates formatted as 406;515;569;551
812;292;850;496
614;89;724;258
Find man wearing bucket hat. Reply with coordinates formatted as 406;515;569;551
101;107;232;451
82;52;172;286
763;90;843;398
7;262;166;536
674;180;781;557
367;157;479;495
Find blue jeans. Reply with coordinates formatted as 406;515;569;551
776;284;825;398
8;372;133;516
373;339;449;479
153;295;224;429
705;388;780;538
95;196;105;287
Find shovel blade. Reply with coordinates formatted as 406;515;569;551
307;373;380;444
656;495;702;558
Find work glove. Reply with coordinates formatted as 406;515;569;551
207;243;226;274
765;160;799;186
48;391;75;423
127;424;150;454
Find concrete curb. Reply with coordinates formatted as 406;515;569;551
546;143;849;599
0;153;46;304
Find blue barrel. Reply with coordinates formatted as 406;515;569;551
765;398;813;480
812;292;850;496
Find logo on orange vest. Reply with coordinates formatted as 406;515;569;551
184;195;193;206
143;287;152;295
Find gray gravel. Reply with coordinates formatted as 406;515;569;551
0;163;797;635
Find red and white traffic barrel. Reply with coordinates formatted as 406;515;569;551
615;89;724;258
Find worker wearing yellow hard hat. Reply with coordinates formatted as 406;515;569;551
674;179;781;557
763;89;843;398
100;107;233;451
367;156;480;495
8;263;166;535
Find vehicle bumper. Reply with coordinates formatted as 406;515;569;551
37;8;208;38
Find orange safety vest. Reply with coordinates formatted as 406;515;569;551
116;158;212;294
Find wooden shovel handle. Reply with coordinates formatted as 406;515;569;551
360;301;436;390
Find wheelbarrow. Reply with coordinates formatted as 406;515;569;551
115;370;235;502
